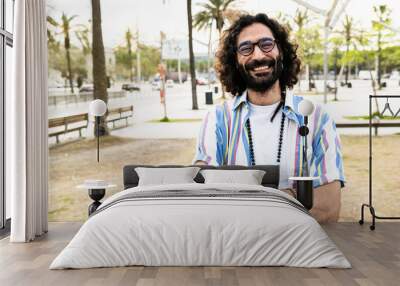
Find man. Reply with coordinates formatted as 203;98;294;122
193;13;345;223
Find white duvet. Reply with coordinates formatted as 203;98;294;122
50;183;351;269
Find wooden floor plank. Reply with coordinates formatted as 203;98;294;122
0;222;399;286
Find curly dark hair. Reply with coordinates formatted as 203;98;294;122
215;13;301;96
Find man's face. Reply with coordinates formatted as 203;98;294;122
236;23;282;92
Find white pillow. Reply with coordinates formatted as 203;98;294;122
135;167;200;186
200;169;266;185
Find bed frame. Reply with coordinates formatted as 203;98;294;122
123;165;280;189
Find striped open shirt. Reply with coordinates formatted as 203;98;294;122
193;90;345;189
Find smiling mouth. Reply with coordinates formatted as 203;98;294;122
253;65;271;72
250;65;272;77
251;62;272;73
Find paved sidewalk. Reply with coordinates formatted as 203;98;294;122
48;80;400;141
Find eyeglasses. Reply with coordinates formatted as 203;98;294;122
237;37;276;56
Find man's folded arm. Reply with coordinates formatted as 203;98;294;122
309;107;346;223
192;111;218;166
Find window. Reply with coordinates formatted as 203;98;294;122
47;1;196;222
0;0;14;233
5;0;14;33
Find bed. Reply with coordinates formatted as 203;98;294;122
50;165;350;269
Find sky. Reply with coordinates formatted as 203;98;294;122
47;0;400;58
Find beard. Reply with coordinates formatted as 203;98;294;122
238;57;283;92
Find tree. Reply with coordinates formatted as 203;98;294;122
47;13;78;93
291;9;322;91
91;0;109;136
194;0;237;98
222;8;244;25
75;23;92;86
125;29;135;82
381;46;400;72
194;0;236;39
293;8;309;32
47;18;60;52
350;29;371;75
75;23;91;56
114;44;160;80
329;36;343;101
372;5;393;88
353;30;380;114
48;45;88;85
341;15;354;85
187;0;198;110
332;16;371;88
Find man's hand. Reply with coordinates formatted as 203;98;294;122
309;181;341;224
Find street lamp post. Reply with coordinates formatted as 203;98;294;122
174;45;182;84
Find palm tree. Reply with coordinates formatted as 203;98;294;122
125;29;134;82
194;0;236;39
47;13;78;93
61;13;77;93
372;5;392;88
46;17;60;51
91;0;109;136
187;0;198;110
194;5;243;90
341;15;355;85
222;9;244;25
194;0;236;99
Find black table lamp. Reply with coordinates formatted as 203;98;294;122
89;99;107;162
290;99;316;210
298;99;315;177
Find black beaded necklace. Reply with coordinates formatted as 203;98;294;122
245;99;286;166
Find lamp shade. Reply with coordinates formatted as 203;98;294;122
89;99;107;116
298;99;315;116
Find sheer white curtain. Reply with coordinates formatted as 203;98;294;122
8;0;48;242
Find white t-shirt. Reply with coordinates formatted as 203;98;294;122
248;101;290;189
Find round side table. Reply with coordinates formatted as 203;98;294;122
77;183;116;216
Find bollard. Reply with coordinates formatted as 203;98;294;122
205;91;213;105
214;86;218;94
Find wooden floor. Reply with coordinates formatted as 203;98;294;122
0;222;399;286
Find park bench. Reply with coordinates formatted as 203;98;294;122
48;113;89;143
106;106;134;128
336;121;400;136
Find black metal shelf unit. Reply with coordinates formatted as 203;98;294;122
359;95;400;230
